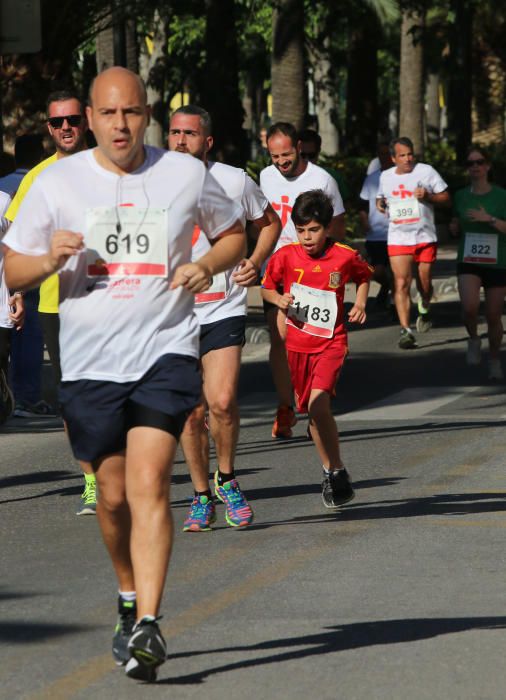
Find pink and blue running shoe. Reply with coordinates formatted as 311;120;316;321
213;472;253;528
183;494;217;532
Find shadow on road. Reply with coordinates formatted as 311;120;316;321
0;620;90;644
157;616;506;685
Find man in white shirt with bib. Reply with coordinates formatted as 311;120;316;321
3;68;246;683
168;105;280;532
377;137;450;349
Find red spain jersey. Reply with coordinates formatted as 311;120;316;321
262;240;373;353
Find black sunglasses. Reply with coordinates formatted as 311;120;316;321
48;114;82;129
466;158;486;167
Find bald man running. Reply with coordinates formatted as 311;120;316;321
3;67;246;682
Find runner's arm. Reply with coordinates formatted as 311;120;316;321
466;207;506;234
3;229;84;290
347;280;369;324
171;220;246;293
233;204;281;287
261;287;293;311
414;188;451;208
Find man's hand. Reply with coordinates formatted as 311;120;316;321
376;197;387;214
45;230;84;274
8;293;25;330
414;186;428;201
232;258;259;288
170;262;213;293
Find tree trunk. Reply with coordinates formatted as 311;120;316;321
139;10;168;148
399;8;425;156
271;0;305;130
198;0;247;166
472;41;506;145
447;0;473;160
310;39;339;155
96;8;137;73
346;7;379;155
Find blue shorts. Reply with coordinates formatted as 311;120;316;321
59;353;201;463
199;316;246;357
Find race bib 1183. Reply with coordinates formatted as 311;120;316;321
286;282;338;338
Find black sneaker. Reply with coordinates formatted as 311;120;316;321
398;328;417;349
125;616;166;682
112;597;137;665
322;468;355;509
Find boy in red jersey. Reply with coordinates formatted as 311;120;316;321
261;190;372;508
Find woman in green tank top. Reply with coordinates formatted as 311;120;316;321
449;146;506;380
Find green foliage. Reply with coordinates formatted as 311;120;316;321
246;152;271;183
166;12;206;101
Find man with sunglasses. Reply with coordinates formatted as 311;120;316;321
259;122;345;438
5;90;96;515
376;137;450;349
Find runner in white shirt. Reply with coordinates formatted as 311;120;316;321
168;105;280;532
3;67;246;683
260;121;345;438
376;137;450;349
0;191;24;422
359;142;393;309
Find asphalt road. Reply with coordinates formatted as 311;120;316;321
2;294;506;700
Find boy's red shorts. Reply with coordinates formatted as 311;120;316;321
287;341;348;413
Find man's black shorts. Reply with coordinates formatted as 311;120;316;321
199;316;246;357
59;353;201;463
457;263;506;289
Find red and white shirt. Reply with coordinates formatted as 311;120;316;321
377;163;447;245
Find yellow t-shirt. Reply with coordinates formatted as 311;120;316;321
6;154;59;313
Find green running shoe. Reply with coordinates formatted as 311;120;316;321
76;476;97;516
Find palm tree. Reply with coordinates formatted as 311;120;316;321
271;0;305;129
399;4;425;155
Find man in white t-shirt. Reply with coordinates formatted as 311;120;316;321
359;142;393;309
260;122;345;438
168;105;280;532
376;137;450;349
3;67;246;683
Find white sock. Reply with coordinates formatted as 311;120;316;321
119;590;136;602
